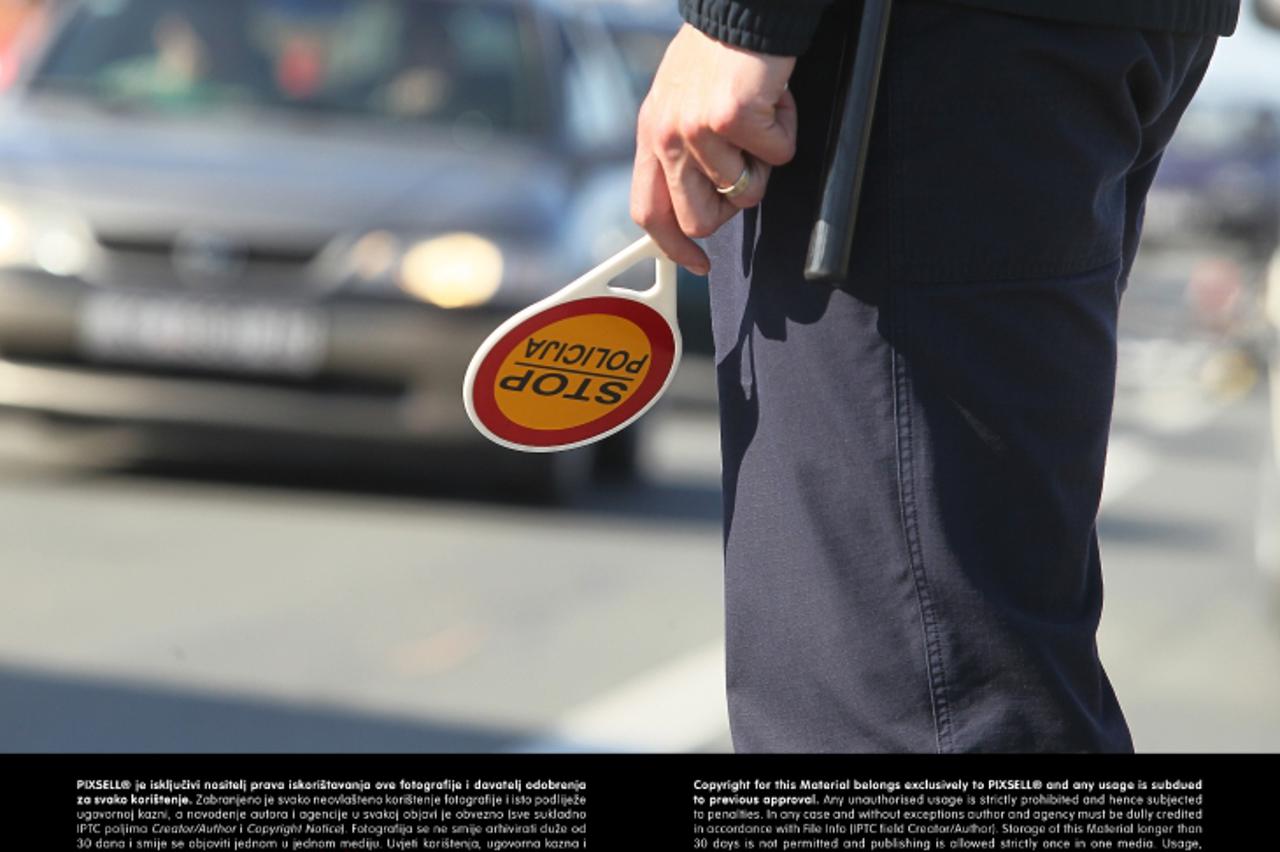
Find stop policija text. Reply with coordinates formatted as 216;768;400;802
501;338;650;406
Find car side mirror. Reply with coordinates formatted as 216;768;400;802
1257;0;1280;29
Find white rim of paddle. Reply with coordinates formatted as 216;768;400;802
462;234;682;453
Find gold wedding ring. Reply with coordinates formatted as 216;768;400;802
716;165;751;200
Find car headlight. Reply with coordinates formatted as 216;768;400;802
397;232;503;309
347;230;400;282
0;202;93;277
0;205;28;265
331;229;587;307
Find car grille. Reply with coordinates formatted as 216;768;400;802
4;351;406;398
92;232;326;294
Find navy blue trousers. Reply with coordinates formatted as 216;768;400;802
708;1;1218;752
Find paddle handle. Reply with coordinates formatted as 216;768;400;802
564;235;679;319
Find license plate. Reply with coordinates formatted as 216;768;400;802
77;293;326;377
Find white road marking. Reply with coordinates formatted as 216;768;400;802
513;642;728;753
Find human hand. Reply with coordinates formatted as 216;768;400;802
631;24;798;275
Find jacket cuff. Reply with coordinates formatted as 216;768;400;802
678;0;831;56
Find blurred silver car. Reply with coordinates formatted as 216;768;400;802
0;0;644;497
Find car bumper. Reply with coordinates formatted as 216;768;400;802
0;269;506;444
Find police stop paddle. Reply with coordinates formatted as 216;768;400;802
464;235;680;452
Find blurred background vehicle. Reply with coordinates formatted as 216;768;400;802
1140;0;1280;602
1145;0;1280;261
0;0;646;500
1142;102;1280;256
591;0;675;100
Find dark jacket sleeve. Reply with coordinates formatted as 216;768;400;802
678;0;834;56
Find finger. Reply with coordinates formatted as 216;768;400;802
700;149;773;211
683;136;767;210
665;152;738;241
722;158;771;211
631;147;710;274
715;88;799;167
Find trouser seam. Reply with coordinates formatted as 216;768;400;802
890;299;956;754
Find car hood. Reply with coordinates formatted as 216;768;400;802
0;98;569;243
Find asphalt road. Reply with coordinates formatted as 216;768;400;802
1;284;1278;754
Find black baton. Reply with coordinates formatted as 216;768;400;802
804;0;894;282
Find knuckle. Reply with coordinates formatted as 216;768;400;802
707;105;739;136
678;116;708;146
655;122;683;153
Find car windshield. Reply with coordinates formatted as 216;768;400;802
603;21;672;100
29;0;548;135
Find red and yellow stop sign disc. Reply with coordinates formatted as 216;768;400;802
468;296;677;450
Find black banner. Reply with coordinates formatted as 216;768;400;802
2;753;1271;849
